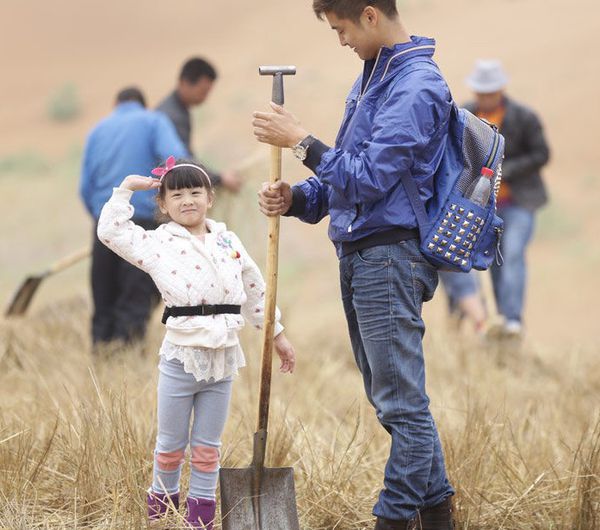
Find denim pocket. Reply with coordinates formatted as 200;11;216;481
394;239;430;263
356;245;391;266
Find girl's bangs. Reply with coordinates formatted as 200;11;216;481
163;167;207;190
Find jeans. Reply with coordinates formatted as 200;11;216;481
490;205;535;323
339;239;454;521
152;357;233;500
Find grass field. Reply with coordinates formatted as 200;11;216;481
1;292;599;529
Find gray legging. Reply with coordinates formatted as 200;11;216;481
151;356;233;500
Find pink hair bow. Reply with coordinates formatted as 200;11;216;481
151;155;176;181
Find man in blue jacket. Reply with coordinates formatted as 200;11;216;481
80;86;188;349
253;1;455;528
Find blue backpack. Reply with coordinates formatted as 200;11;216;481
400;103;505;272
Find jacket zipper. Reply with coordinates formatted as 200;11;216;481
485;131;500;168
191;234;226;293
347;204;360;233
357;48;383;107
340;48;382;144
342;51;383;234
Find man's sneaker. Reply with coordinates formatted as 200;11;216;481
504;319;523;337
486;318;523;341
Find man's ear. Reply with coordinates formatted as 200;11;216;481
362;6;378;26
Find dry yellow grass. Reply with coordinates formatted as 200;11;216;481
1;292;598;529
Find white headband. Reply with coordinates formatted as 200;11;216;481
162;163;212;188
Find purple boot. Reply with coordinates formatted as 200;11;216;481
147;489;180;520
186;497;216;529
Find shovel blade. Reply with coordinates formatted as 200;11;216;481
220;466;300;530
5;276;43;317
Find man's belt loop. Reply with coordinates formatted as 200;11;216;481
161;304;242;324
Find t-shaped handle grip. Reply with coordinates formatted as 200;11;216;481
259;65;296;105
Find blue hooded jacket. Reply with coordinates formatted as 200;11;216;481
288;37;453;258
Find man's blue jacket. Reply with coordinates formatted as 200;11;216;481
287;37;453;257
80;101;188;220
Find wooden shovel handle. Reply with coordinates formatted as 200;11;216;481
256;145;282;435
46;247;91;276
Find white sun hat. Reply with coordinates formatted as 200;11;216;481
466;60;509;94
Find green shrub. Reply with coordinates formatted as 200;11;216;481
0;149;49;176
47;82;81;122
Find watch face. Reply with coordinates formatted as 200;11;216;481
293;145;307;160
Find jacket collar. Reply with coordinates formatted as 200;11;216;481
114;101;144;113
361;36;436;93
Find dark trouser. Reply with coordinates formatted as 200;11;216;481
91;219;160;345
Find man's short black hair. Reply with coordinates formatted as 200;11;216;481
179;57;218;84
313;0;398;22
115;86;146;107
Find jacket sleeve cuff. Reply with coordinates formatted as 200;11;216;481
274;322;285;337
302;138;331;173
283;185;307;217
113;187;134;201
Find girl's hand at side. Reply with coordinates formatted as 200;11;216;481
274;332;296;374
120;175;161;192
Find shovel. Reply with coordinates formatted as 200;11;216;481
219;65;300;530
5;246;90;317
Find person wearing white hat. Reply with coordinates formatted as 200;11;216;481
440;59;550;340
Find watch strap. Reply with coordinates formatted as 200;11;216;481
303;138;331;172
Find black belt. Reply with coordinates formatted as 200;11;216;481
162;304;241;324
340;227;419;257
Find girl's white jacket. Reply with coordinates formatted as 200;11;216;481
97;187;283;350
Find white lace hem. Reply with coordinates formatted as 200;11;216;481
159;340;246;382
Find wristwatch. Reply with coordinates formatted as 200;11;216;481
292;135;316;161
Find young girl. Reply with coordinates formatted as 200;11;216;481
97;157;295;529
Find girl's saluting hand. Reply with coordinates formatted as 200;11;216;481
120;175;162;192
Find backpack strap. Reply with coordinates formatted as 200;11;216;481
398;170;430;242
399;102;460;242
